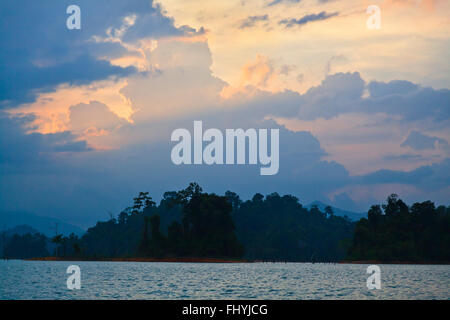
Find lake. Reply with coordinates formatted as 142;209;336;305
0;260;448;299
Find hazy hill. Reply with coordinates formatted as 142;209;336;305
3;224;39;236
0;211;85;237
306;201;366;221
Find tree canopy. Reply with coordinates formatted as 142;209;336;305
347;194;450;262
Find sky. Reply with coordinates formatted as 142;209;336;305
0;0;449;228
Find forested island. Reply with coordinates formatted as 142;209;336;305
348;194;450;263
1;183;449;263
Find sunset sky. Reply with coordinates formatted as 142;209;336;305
1;0;449;227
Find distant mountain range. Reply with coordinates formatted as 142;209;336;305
0;211;85;237
0;203;363;238
306;201;366;221
3;224;40;236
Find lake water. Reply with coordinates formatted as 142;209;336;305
0;260;448;299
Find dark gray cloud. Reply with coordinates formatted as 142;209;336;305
364;83;450;123
0;113;91;167
1;55;135;108
368;80;419;98
281;72;450;123
0;0;200;108
401;131;448;150
295;72;365;119
279;11;338;28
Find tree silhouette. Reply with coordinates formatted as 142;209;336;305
325;206;334;218
51;234;63;257
348;194;450;262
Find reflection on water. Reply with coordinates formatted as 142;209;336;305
0;260;448;299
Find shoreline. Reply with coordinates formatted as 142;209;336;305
25;257;255;263
339;260;450;265
21;257;450;265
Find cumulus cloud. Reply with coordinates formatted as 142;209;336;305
69;101;127;135
367;80;419;98
364;83;450;123
295;72;365;120
274;72;450;123
121;40;226;123
0;0;202;108
220;55;278;98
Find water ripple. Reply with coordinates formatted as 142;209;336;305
0;260;448;299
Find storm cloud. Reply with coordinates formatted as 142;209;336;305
0;0;200;108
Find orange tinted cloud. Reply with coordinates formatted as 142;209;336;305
9;80;133;136
221;54;277;98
